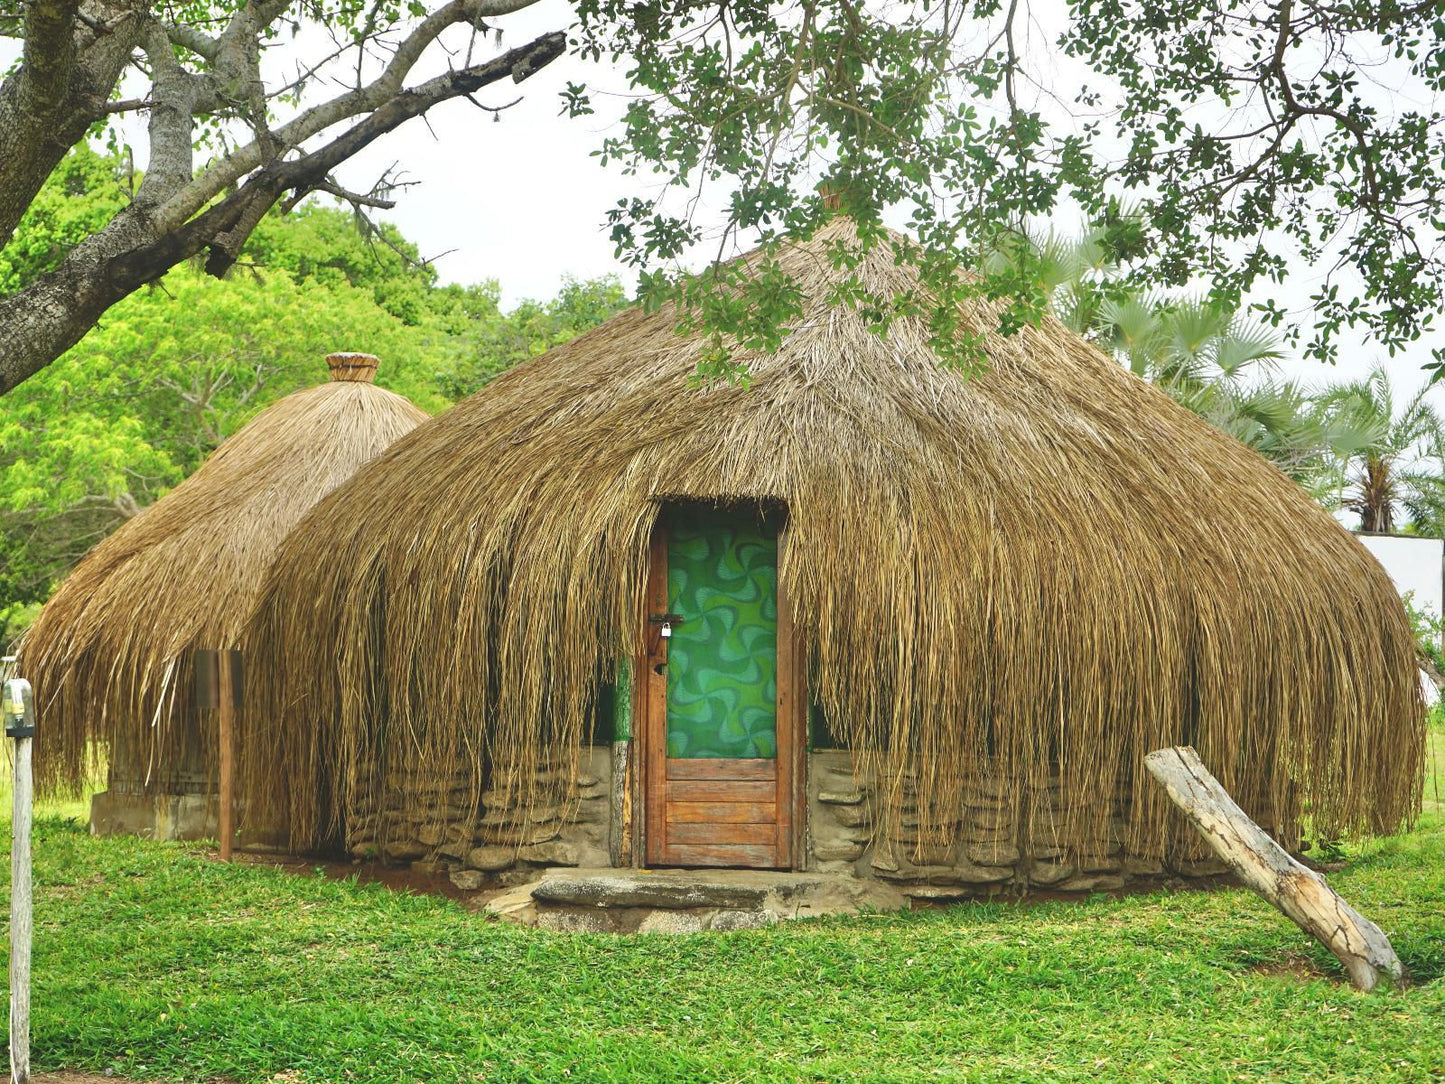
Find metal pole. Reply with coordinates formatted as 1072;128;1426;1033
10;730;31;1084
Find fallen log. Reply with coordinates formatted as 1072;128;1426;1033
1144;745;1406;992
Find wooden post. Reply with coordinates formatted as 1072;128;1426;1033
1145;746;1406;992
10;725;32;1084
218;651;235;862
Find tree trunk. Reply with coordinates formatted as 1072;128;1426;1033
1144;745;1406;992
0;0;147;251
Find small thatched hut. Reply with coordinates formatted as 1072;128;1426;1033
21;353;427;839
241;222;1424;895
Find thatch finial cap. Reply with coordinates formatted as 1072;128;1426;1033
327;352;379;383
817;180;845;212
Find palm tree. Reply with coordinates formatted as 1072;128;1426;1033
986;230;1337;489
1313;366;1445;533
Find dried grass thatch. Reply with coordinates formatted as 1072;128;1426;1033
20;353;428;795
242;220;1425;862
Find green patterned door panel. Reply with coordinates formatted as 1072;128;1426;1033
665;508;778;758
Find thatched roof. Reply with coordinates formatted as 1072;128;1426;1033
22;353;428;794
242;220;1425;859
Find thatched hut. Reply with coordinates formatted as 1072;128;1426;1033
21;353;427;840
241;222;1424;895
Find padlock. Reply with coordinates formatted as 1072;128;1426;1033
660;621;672;639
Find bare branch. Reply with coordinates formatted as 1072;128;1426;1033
280;179;401;215
0;29;567;394
156;0;539;231
463;92;521;113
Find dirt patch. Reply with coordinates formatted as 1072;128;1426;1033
223;848;489;903
904;873;1241;910
1249;952;1332;981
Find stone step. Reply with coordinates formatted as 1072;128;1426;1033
531;873;767;911
482;868;910;933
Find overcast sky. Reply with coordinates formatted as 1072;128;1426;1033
3;1;1441;403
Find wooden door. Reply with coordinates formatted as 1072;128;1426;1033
642;507;801;868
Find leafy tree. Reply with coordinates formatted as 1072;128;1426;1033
2;1;1442;393
245;205;444;326
1;600;40;649
435;275;630;398
1314;367;1445;534
0;149;627;615
576;1;1445;378
0;257;462;613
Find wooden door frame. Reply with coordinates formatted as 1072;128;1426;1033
634;504;807;869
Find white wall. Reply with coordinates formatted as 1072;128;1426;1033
1356;534;1443;707
1356;534;1445;617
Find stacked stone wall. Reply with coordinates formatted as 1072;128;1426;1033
807;751;1261;897
344;748;611;883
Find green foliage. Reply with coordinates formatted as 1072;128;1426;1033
434;275;630;398
244;206;442;326
0;148;628;616
569;1;1445;378
1;413;178;516
1;600;40;649
1403;593;1445;676
0;145;130;293
8;732;1445;1082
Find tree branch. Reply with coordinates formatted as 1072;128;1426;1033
157;0;542;231
283;179;399;213
0;29;566;395
163;21;220;61
135;20;202;201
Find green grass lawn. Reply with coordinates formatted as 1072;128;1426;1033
1;736;1441;1084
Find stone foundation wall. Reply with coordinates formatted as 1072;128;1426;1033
807;750;1260;898
345;757;480;864
346;748;612;884
96;731;1281;900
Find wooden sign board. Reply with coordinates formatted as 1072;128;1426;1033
194;649;243;709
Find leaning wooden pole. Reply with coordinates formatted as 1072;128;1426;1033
218;650;235;863
1145;746;1406;993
